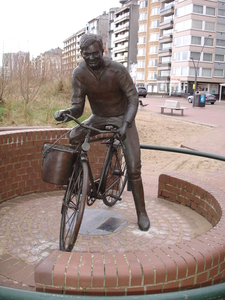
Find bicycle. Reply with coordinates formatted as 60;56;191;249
43;114;128;252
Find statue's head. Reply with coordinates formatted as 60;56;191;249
80;34;103;53
80;34;104;70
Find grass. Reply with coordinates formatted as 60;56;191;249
0;79;91;127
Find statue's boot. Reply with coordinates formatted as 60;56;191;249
129;178;150;231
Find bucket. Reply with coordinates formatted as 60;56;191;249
42;144;78;185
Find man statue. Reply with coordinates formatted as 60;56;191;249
54;33;150;231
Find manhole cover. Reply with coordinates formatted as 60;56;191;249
79;209;127;236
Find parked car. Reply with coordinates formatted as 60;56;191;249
136;86;147;98
187;92;216;105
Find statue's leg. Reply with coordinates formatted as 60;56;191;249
123;121;150;231
128;178;150;231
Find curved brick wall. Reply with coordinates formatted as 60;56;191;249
1;129;224;296
34;175;225;295
0;128;107;204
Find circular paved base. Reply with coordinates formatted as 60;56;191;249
0;190;212;264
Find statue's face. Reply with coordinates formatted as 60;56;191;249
82;42;103;70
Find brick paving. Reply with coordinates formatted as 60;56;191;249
0;96;224;291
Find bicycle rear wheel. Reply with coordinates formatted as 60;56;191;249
102;142;127;207
60;158;88;252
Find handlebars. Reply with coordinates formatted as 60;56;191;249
59;113;118;135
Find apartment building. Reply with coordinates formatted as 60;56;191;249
62;28;86;77
112;0;139;70
137;0;225;96
137;0;161;92
62;12;109;76
172;0;225;96
107;7;120;58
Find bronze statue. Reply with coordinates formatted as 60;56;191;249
55;33;150;231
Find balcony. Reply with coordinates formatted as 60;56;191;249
114;53;128;63
114;32;129;43
159;34;173;44
160;5;174;17
160;0;174;3
157;75;171;81
113;45;129;54
159;20;173;30
158;48;172;56
114;23;129;34
157;62;171;70
114;12;130;25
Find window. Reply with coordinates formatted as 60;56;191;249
160;70;170;77
173;52;189;61
140;0;148;8
148;59;158;67
161;56;171;63
215;54;224;62
204;37;214;47
174;37;182;46
192;36;201;45
150;20;160;28
216;39;225;47
138;60;145;68
137;72;145;80
190;52;201;60
217;24;225;32
176;4;192;17
139;24;147;32
138;48;146;56
214;69;223;77
148;72;157;80
182;52;189;60
151;7;160;15
205;22;215;31
150;33;159;41
140;12;147;20
218;9;225;17
206;6;215;16
192;20;202;30
139;36;146;44
189;67;199;76
175;20;191;31
203;53;213;62
149;46;158;54
193;5;203;14
181;67;188;75
202;68;212;77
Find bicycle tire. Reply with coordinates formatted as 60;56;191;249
102;142;127;207
60;158;89;252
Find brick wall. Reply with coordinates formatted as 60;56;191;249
0;128;108;203
35;172;225;296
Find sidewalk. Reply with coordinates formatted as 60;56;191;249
0;96;224;291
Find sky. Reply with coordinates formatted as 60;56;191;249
0;0;121;64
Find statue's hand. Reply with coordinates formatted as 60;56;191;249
54;109;71;122
117;122;128;141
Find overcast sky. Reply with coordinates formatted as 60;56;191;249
0;0;121;64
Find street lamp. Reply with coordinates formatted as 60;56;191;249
190;34;212;107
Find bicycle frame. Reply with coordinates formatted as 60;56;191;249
79;131;119;203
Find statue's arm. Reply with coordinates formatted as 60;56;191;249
118;68;139;127
70;69;86;118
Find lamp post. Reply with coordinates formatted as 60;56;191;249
190;34;212;107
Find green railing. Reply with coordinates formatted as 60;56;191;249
140;144;225;162
0;283;225;299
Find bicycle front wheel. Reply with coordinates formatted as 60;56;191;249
102;143;127;207
60;158;88;252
